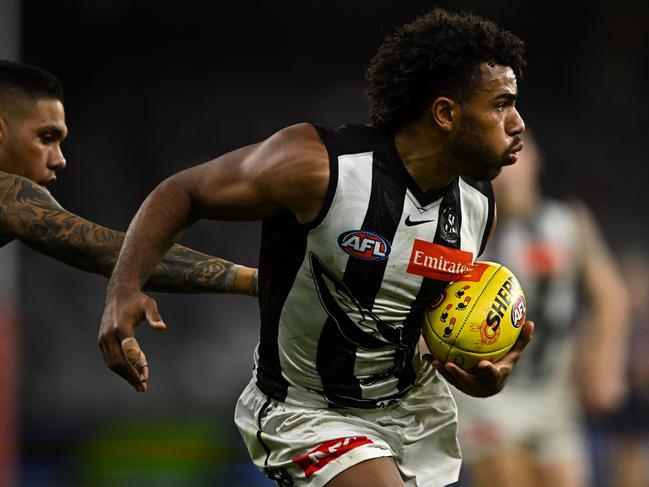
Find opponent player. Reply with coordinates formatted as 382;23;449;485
0;60;258;319
99;9;534;486
452;132;631;487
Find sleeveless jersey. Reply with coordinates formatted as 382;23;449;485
254;124;495;409
481;199;583;385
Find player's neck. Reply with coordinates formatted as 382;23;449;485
393;121;456;194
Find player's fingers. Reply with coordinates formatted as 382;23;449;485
443;361;476;382
504;321;534;364
121;336;148;380
502;320;533;357
424;355;462;388
104;332;144;390
120;337;148;392
514;321;534;350
477;360;499;375
143;299;167;331
111;355;144;391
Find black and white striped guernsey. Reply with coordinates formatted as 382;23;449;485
254;124;495;409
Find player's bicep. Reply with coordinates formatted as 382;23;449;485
178;144;283;221
174;123;328;222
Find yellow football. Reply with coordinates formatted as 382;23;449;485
422;261;526;371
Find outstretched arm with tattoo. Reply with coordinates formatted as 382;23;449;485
0;171;258;295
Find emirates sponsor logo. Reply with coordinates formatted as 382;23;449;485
407;240;474;281
292;436;373;477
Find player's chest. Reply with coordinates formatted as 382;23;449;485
311;201;478;289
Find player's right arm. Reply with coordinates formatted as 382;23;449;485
99;123;329;391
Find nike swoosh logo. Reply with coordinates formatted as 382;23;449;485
405;216;436;226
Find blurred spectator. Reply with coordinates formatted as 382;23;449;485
452;131;631;487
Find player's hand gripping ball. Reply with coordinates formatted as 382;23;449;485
422;261;526;371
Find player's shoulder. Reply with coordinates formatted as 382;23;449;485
266;122;378;152
266;123;324;151
311;122;381;155
246;124;331;221
251;123;329;174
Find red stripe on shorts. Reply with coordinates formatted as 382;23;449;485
292;436;373;477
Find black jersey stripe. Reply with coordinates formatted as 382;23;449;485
255;212;309;400
315;129;408;408
436;179;463;249
307;124;341;230
397;180;466;389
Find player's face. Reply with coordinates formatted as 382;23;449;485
449;64;525;180
0;98;68;187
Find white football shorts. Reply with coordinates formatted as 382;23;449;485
235;360;462;487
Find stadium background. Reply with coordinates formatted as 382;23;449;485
1;0;647;485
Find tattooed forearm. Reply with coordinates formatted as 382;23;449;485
0;173;121;276
249;268;259;297
0;172;256;294
148;245;253;294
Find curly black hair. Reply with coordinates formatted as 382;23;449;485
365;9;526;130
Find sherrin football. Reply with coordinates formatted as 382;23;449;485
422;261;526;371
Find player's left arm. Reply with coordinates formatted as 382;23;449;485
572;200;631;412
0;171;257;295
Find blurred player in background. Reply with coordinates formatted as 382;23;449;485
99;9;534;487
452;131;631;487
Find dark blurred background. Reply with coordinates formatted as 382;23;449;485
1;0;648;485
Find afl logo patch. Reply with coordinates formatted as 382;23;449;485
511;295;526;328
440;206;459;244
338;230;391;261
